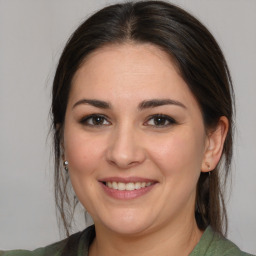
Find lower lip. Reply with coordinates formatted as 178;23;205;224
100;182;156;200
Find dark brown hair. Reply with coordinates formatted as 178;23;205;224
51;1;234;237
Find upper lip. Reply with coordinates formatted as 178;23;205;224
99;176;157;183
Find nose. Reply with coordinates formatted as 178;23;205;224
106;125;146;169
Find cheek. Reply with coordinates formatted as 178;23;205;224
63;128;105;211
148;129;205;178
64;127;105;176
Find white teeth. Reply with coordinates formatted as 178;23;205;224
118;182;126;190
112;181;118;189
135;182;141;189
106;182;113;188
126;182;135;191
105;181;153;191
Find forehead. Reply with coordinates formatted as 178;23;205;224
69;43;198;109
79;42;179;73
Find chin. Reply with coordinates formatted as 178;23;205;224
107;222;152;236
95;210;155;236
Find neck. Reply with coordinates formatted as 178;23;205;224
89;218;203;256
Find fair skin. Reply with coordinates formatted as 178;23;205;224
63;43;228;256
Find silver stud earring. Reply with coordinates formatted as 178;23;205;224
64;160;69;172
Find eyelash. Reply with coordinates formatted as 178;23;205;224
79;114;177;128
144;114;177;128
80;114;111;127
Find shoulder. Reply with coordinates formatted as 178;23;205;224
190;226;255;256
0;225;95;256
0;237;71;256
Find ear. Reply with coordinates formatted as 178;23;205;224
201;116;229;172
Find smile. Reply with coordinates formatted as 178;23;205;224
104;181;153;191
99;178;157;200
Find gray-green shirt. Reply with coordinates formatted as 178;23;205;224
0;226;254;256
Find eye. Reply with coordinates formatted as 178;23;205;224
80;114;111;126
145;114;176;127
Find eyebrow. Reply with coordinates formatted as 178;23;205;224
72;99;111;109
72;98;186;110
138;99;186;110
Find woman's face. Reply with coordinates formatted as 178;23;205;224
64;43;209;235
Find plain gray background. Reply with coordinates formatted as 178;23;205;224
0;0;255;254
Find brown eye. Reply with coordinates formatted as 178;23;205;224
153;116;168;126
145;114;176;127
80;114;111;126
91;116;105;125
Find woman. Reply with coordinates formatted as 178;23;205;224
1;1;254;255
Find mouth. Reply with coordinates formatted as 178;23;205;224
102;181;154;191
99;177;157;199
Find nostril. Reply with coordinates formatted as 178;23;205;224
128;161;138;166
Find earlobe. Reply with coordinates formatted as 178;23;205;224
201;116;229;172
